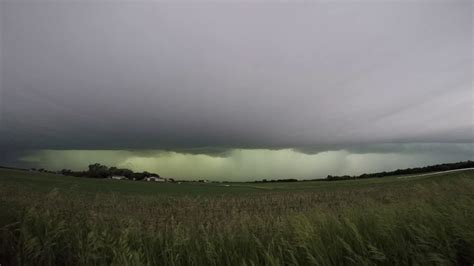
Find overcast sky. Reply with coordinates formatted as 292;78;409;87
0;1;472;180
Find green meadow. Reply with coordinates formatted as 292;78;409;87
1;168;473;265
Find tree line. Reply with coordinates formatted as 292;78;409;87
323;160;474;181
60;163;162;181
249;161;474;183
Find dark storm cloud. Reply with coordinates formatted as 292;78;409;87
0;1;472;154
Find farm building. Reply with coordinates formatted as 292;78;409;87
145;176;165;182
111;175;127;180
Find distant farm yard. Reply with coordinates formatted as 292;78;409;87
0;168;473;265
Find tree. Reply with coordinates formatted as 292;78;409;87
88;163;109;178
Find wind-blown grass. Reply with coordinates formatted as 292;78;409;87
0;169;473;265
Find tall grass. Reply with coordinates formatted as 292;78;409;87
1;175;473;265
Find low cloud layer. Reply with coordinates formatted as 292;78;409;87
1;1;472;152
20;143;474;181
0;1;472;179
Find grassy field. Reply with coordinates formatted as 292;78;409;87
0;168;473;265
